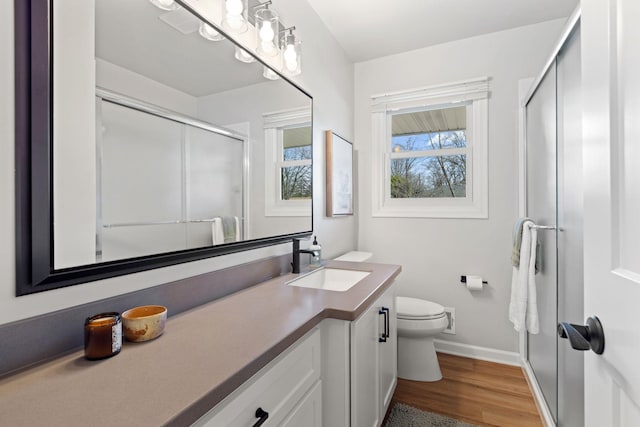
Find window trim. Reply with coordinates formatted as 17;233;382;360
263;107;312;217
371;77;489;218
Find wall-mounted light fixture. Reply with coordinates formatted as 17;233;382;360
255;1;280;57
281;27;301;76
149;0;180;11
153;0;303;81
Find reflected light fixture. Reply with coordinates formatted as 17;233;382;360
263;66;280;80
149;0;180;11
281;27;301;76
235;46;256;63
255;1;280;57
199;22;225;41
222;0;248;33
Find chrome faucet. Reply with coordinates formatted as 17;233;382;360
292;238;319;274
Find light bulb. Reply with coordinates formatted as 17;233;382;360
226;15;244;31
286;59;298;72
261;41;276;55
157;0;174;7
259;22;275;42
283;44;297;63
226;0;244;16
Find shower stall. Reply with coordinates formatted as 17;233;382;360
521;10;583;427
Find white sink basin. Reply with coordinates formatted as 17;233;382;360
287;268;370;292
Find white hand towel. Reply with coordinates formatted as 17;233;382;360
211;218;224;245
509;221;539;334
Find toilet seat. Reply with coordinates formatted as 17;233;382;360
397;296;445;320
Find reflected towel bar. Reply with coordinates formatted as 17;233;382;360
530;224;558;230
103;218;245;228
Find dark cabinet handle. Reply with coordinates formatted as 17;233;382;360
382;307;390;339
558;316;605;355
253;407;269;427
379;307;389;342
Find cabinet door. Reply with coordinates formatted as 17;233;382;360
280;381;322;427
378;284;397;421
350;304;381;427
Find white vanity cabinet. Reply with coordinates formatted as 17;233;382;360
193;328;321;427
322;282;397;427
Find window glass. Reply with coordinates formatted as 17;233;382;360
390;106;468;199
281;165;312;200
281;126;312;200
391;154;466;198
283;127;312;161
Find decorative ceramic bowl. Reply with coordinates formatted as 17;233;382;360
122;305;167;342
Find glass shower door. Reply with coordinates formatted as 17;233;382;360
524;22;583;427
525;61;558;422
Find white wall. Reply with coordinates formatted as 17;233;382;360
0;0;354;325
355;20;566;352
273;0;357;257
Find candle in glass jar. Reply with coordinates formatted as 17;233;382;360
84;312;122;360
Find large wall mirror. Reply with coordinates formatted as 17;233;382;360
15;0;313;295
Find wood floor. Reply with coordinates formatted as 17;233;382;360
389;352;543;427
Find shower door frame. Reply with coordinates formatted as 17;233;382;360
517;7;582;427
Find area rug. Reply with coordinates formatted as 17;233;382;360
385;402;478;427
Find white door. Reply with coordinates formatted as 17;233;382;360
581;0;640;425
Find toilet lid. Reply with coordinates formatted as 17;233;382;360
396;296;445;320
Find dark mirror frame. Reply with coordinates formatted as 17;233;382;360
14;0;313;296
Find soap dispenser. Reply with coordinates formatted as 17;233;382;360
309;236;322;267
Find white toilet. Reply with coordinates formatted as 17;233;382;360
396;296;448;382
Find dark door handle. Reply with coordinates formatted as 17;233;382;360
379;308;388;342
253;407;269;427
558;316;605;355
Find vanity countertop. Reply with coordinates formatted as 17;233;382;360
0;260;400;426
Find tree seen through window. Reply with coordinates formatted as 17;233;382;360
390;130;467;198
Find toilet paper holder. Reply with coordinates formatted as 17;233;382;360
460;275;488;285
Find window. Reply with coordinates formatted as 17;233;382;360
264;107;312;216
280;126;312;201
371;77;489;218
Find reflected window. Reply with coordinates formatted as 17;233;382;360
263;107;312;217
281;126;312;200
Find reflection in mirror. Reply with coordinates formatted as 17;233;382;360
52;0;312;270
96;92;245;263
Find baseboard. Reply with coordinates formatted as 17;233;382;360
433;339;521;366
522;360;556;427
